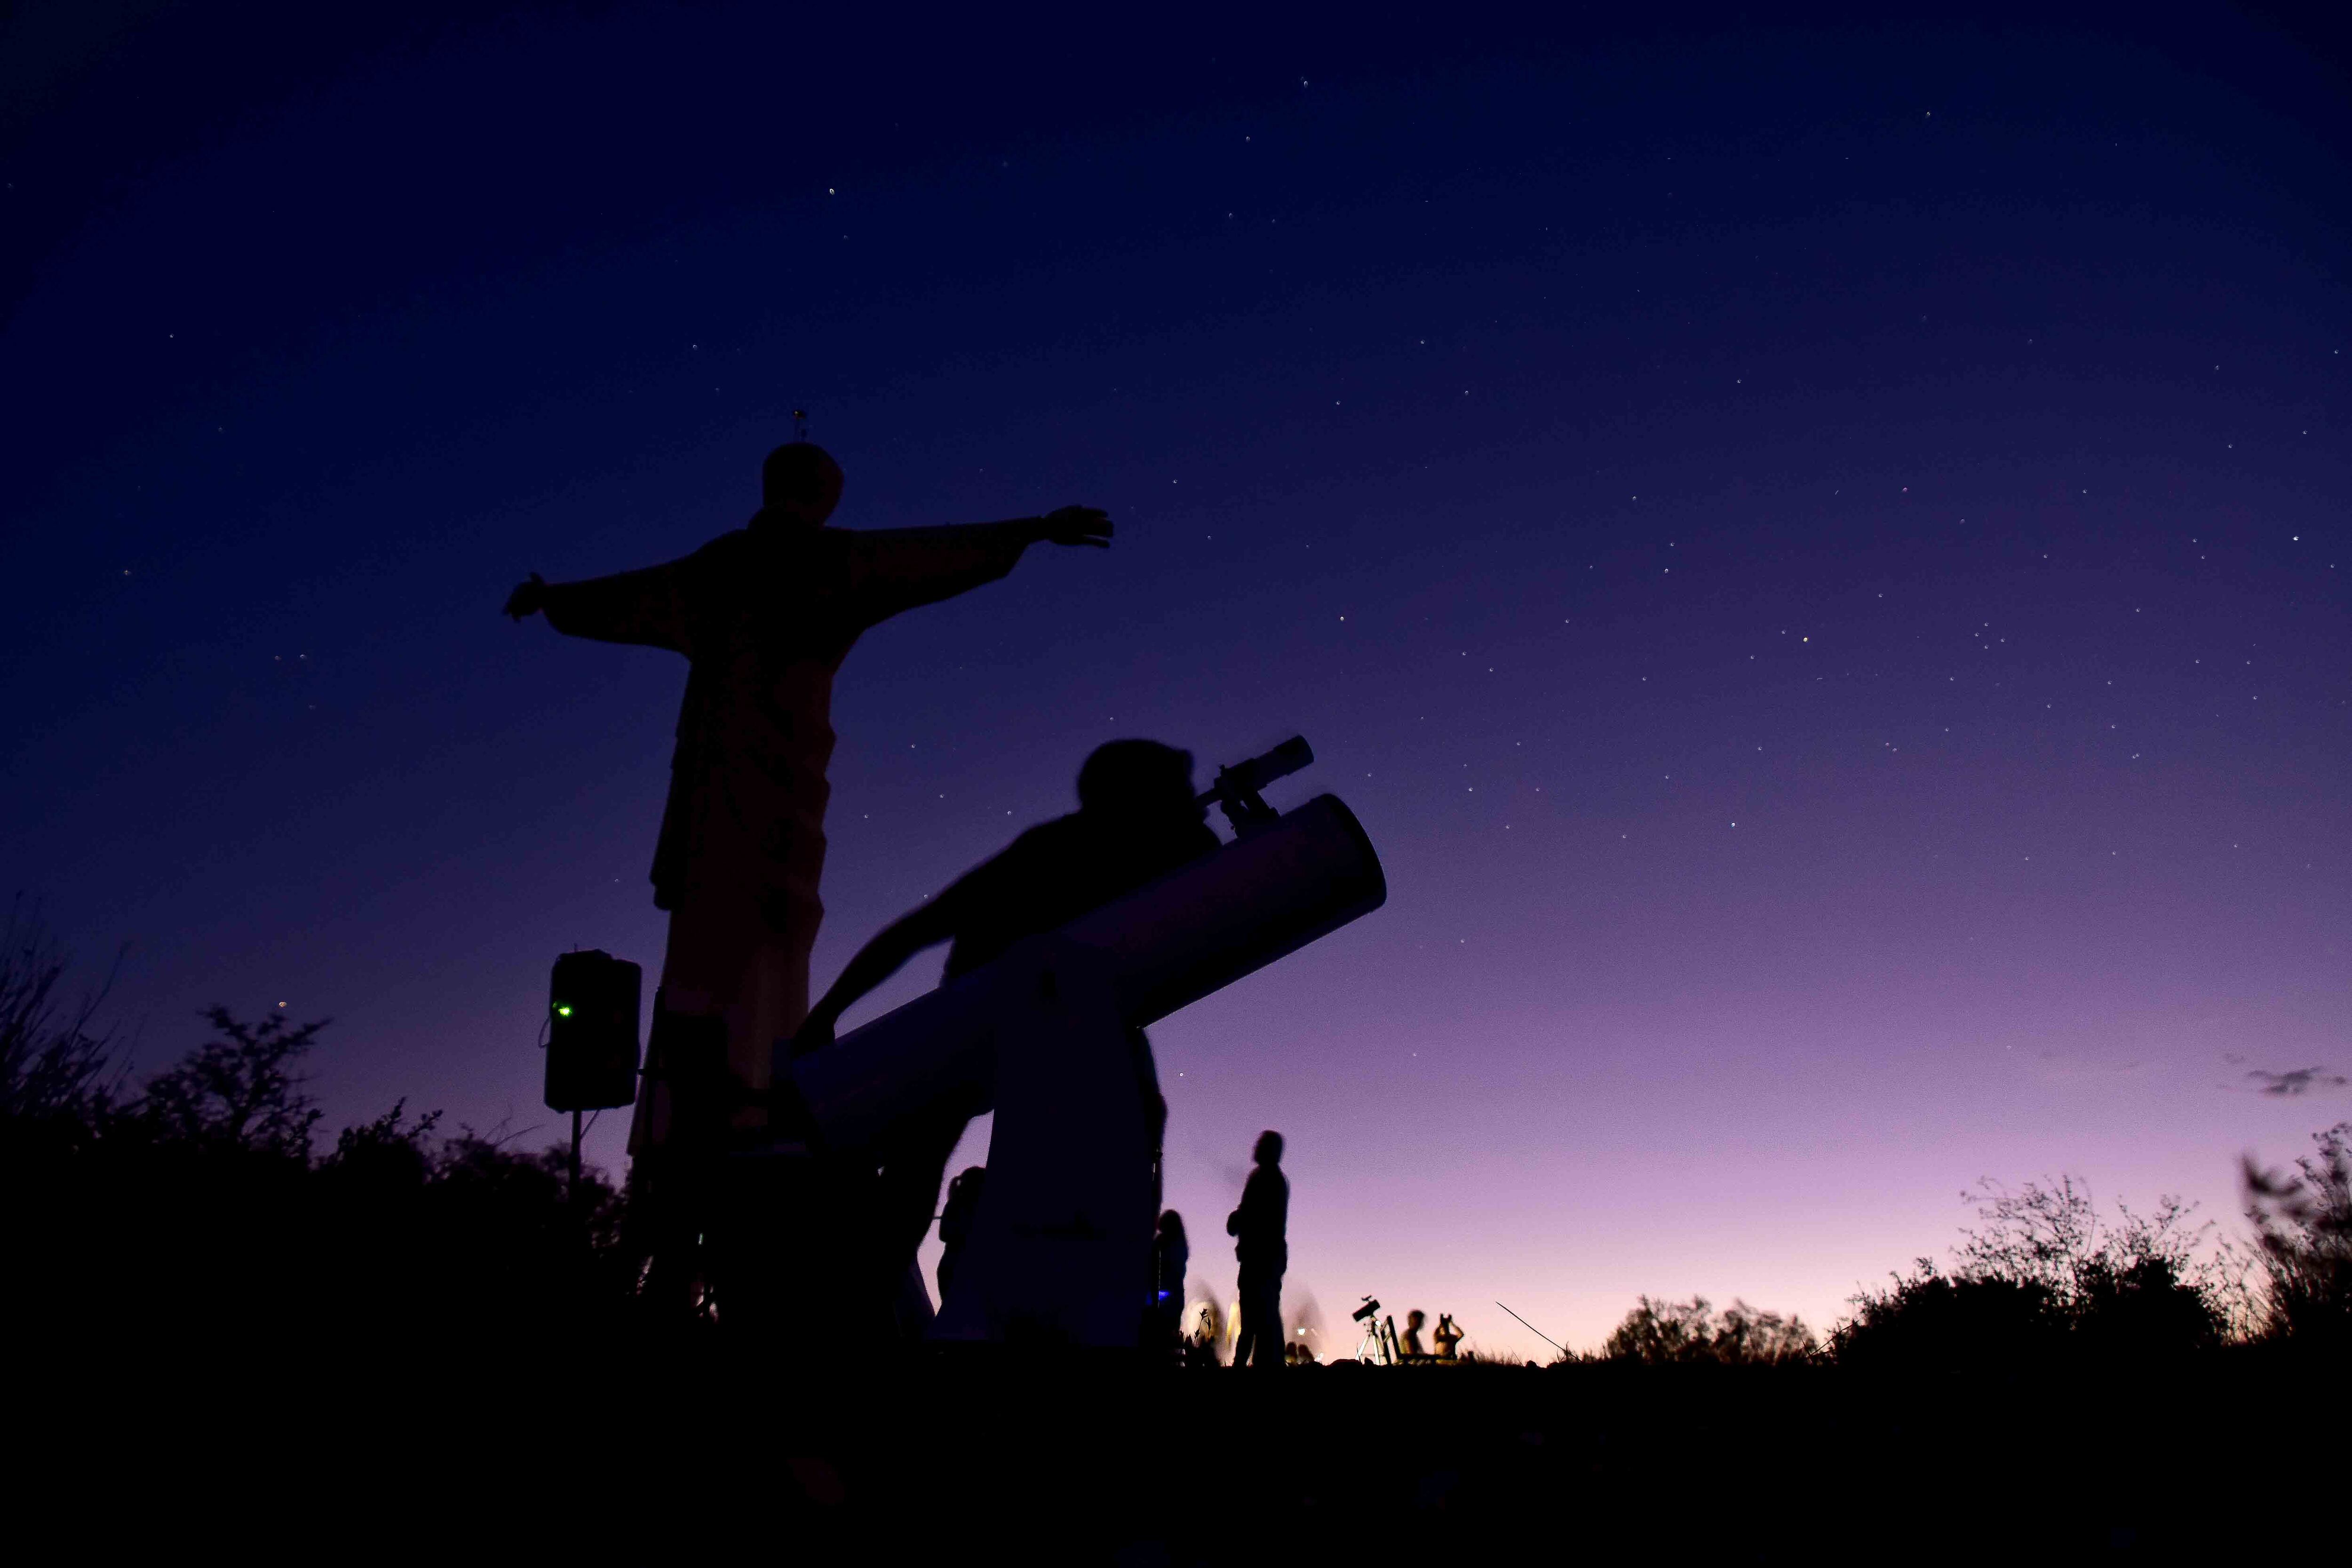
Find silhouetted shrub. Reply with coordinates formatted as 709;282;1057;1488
0;904;124;1137
302;1101;634;1342
2243;1123;2352;1350
2071;1253;2228;1357
137;1005;327;1156
321;1098;443;1192
1831;1261;2066;1373
0;936;636;1359
1832;1178;2229;1369
1602;1296;1816;1365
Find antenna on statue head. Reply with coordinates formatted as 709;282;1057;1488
793;408;810;443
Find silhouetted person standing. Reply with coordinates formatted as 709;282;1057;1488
793;740;1219;1297
505;440;1109;1294
1226;1130;1288;1370
1402;1308;1427;1360
1152;1209;1190;1352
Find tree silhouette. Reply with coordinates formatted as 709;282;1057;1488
1602;1296;1816;1365
2243;1123;2352;1348
1832;1177;2229;1368
322;1098;443;1188
1;966;641;1358
138;1005;326;1157
1831;1261;2066;1372
0;904;124;1133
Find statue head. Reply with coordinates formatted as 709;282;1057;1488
758;441;844;528
1253;1129;1284;1166
1077;739;1200;824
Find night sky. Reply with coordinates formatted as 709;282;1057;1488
6;4;2346;1354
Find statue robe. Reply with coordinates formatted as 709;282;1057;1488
541;520;1033;1136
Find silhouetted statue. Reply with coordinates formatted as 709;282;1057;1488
1226;1129;1288;1370
1152;1208;1190;1351
508;443;1109;1127
1402;1307;1427;1360
792;739;1219;1293
505;440;1109;1293
1432;1311;1462;1362
936;1164;986;1303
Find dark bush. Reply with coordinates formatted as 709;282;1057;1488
1831;1178;2229;1369
0;903;124;1137
2244;1123;2352;1350
1831;1262;2067;1373
1;923;636;1362
1601;1296;1816;1366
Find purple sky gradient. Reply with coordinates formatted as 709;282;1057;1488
4;5;2345;1352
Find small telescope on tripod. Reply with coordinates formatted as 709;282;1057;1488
774;735;1385;1346
1353;1294;1403;1365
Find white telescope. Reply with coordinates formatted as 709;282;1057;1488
777;771;1385;1346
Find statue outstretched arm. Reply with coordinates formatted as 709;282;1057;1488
511;559;692;652
849;506;1112;622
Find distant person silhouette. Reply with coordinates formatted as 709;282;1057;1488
1226;1130;1288;1370
1152;1209;1190;1350
1402;1308;1427;1360
792;739;1219;1287
1432;1312;1463;1362
936;1164;986;1304
505;439;1108;1294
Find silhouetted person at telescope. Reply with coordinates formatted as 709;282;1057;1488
792;740;1219;1290
1227;1129;1288;1370
504;439;1109;1292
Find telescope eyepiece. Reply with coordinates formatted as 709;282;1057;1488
1215;736;1312;798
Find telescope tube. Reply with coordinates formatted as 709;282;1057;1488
1060;792;1383;1025
787;793;1385;1148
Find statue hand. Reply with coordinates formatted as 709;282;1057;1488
503;572;548;620
1037;506;1112;548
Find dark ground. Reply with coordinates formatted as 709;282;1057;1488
51;1343;2319;1561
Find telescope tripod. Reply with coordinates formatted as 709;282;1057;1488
1352;1296;1403;1366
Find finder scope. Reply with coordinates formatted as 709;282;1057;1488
1199;735;1314;833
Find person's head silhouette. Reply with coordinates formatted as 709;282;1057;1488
758;441;844;529
1077;740;1201;825
1254;1129;1283;1167
1407;1309;1426;1330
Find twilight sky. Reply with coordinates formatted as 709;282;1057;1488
4;3;2346;1354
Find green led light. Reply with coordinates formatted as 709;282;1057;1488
555;1005;572;1017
